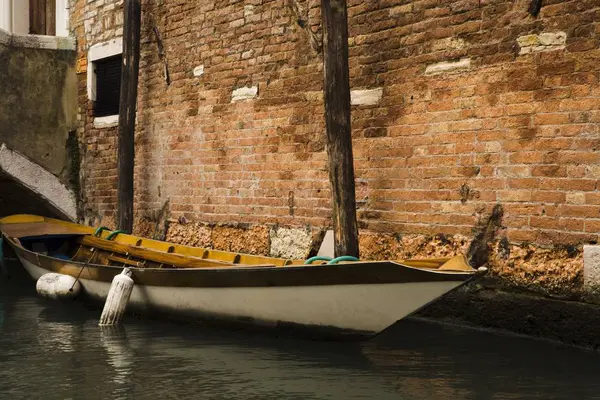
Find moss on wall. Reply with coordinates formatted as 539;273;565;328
0;43;77;178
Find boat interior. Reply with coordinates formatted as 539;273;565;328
1;215;475;272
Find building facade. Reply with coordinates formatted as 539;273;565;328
0;0;78;220
70;0;600;301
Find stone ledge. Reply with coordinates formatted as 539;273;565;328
583;245;600;301
269;226;313;259
351;88;383;106
193;65;205;77
93;115;119;129
0;28;75;51
425;58;471;75
517;32;567;55
231;86;258;102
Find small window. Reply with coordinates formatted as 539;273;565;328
29;0;56;36
93;55;122;118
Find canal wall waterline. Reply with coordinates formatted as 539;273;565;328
414;277;600;351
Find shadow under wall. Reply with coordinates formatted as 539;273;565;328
0;171;67;219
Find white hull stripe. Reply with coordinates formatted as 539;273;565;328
20;258;463;335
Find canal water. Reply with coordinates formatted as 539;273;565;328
1;273;599;400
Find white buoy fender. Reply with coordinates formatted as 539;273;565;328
99;268;134;326
36;273;81;300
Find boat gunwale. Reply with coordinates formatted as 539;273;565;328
4;234;477;288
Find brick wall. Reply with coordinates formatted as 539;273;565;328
71;0;600;296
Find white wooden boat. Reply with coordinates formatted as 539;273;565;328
0;214;486;339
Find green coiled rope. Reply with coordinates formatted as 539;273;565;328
304;255;360;265
93;227;126;240
94;226;110;237
304;256;333;265
106;230;127;241
327;256;359;264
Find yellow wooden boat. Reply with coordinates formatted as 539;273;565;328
0;214;485;339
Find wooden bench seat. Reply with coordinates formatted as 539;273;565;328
78;235;279;269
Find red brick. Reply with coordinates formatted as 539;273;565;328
584;220;600;233
533;113;570;125
530;217;585;232
531;191;566;203
497;190;532;202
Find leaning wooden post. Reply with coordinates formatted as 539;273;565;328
117;0;141;234
321;0;359;258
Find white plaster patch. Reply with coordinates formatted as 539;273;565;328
583;245;600;303
351;88;383;106
0;143;77;221
517;32;567;55
432;37;467;52
93;115;119;129
270;227;313;259
566;192;585;204
193;65;205;77
244;5;255;17
231;85;258;102
425;58;471;75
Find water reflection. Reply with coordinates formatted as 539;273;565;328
1;275;599;400
37;315;78;353
364;321;600;400
99;326;134;399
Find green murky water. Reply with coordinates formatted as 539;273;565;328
1;271;598;400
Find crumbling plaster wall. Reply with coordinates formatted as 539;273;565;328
0;29;78;219
0;31;77;178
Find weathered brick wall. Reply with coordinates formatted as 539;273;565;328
70;0;124;222
71;0;600;296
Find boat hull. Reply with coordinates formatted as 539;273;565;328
1;214;479;340
18;256;466;339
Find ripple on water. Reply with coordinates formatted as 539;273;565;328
1;277;599;400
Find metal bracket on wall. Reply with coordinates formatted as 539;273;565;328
152;26;171;86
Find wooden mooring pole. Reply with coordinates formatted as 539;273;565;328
117;0;141;234
321;0;359;258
